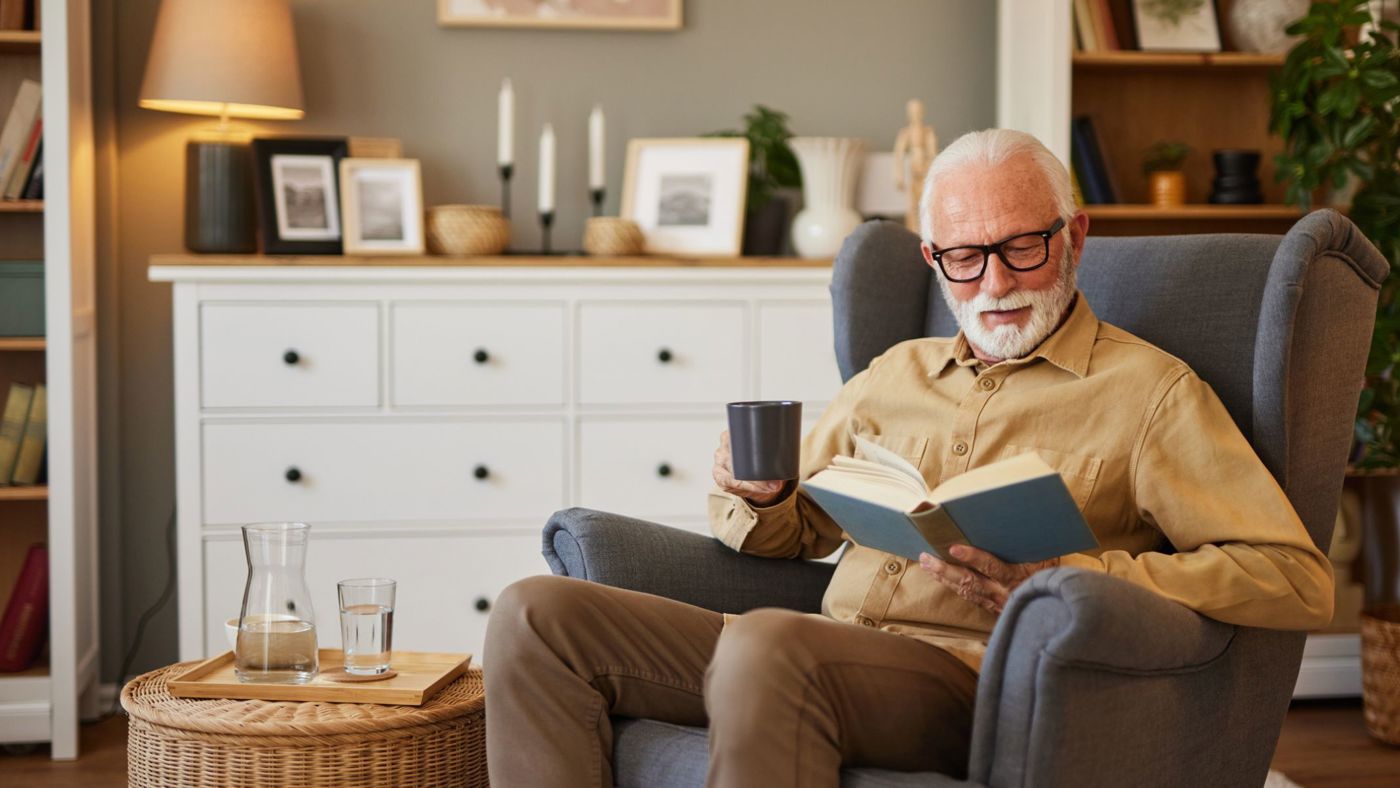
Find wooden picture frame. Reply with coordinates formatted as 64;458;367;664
437;0;682;31
1131;0;1222;53
252;137;349;255
338;158;426;256
621;138;749;258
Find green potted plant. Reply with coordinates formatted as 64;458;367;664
1271;0;1400;469
1142;141;1191;207
707;105;803;255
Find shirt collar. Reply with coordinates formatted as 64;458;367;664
931;292;1097;379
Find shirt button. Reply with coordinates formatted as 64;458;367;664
979;378;996;391
952;442;968;456
885;560;901;575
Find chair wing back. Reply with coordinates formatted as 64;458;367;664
830;211;1386;550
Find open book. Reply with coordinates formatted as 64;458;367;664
802;436;1099;564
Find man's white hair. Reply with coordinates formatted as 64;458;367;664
918;129;1078;244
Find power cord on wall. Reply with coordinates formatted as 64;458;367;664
108;505;177;717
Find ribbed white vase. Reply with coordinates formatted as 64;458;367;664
790;137;866;259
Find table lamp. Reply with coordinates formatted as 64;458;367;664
138;0;305;253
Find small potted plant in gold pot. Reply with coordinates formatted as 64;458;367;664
1142;141;1191;208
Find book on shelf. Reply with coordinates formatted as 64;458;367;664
1071;116;1118;204
0;79;40;199
0;382;34;486
0;544;48;673
1091;0;1119;50
1073;0;1098;51
5;113;39;200
802;435;1099;565
11;382;44;485
21;141;41;200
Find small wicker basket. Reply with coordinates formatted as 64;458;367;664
122;662;488;787
1361;604;1400;746
427;204;511;256
583;217;645;256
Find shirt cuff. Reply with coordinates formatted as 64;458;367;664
1058;552;1104;572
707;485;799;552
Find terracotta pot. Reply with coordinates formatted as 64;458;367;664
1148;170;1186;207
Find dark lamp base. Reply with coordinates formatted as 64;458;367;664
185;139;256;254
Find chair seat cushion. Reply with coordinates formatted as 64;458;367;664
611;718;970;788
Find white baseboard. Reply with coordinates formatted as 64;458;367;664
1293;633;1362;698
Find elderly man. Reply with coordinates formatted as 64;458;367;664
483;129;1333;787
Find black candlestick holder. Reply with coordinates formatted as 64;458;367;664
590;188;605;218
498;164;514;218
539;210;555;255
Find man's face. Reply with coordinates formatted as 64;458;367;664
919;156;1089;362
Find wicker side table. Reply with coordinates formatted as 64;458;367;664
121;663;487;787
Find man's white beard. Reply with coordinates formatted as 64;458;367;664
938;249;1078;361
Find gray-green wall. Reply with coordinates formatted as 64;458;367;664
95;0;997;679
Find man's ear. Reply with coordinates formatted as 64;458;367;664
1068;210;1090;262
920;242;937;270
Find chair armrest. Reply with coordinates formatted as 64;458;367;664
969;567;1244;788
543;507;835;615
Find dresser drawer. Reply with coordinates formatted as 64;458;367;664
203;530;547;662
200;303;381;409
391;302;566;407
202;419;565;525
577;417;726;520
757;301;842;404
577;302;746;404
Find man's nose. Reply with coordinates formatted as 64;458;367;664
981;252;1017;297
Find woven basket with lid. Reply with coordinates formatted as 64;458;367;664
1362;604;1400;746
121;662;488;787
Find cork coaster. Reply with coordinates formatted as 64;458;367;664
321;668;398;683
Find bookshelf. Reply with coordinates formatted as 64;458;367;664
999;0;1304;237
0;0;99;760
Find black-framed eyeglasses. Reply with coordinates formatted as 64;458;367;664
929;217;1067;283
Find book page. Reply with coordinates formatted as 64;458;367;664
852;435;929;493
804;456;926;511
929;452;1056;504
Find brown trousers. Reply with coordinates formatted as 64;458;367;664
483;575;978;788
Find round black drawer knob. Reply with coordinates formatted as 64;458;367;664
473;465;490;480
283;350;300;366
284;467;303;483
657;348;673;364
473;349;490;364
474;597;491;613
657;463;673;478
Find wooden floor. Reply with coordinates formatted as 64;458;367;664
1;699;1397;786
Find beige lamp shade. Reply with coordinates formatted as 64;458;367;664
139;0;305;121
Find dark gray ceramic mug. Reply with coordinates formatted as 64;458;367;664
727;400;803;481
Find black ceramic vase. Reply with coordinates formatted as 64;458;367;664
1209;149;1264;205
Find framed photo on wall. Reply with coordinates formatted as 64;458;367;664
621;138;749;257
437;0;682;31
339;158;426;256
1131;0;1222;52
252;137;349;255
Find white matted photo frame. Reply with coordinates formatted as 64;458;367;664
437;0;682;31
1132;0;1222;52
338;158;426;256
621;138;749;257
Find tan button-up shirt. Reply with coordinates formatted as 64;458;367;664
708;294;1334;671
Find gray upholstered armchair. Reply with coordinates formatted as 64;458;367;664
541;210;1386;787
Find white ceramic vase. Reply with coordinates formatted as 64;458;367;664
790;137;866;259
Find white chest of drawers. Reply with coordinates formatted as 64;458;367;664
150;261;839;663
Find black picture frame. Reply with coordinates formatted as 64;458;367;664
252;137;349;255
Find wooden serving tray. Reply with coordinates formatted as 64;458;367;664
167;650;472;706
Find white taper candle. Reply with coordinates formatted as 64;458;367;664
588;104;605;191
497;78;514;167
539;123;556;213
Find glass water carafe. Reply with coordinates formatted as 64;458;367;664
235;522;319;683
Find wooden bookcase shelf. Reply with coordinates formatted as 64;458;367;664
1086;205;1303;221
0;337;45;352
0;31;40;55
0;199;44;212
1072;51;1285;69
0;485;46;501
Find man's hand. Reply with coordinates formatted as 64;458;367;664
918;545;1059;614
713;430;786;507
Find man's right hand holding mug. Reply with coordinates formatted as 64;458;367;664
713;430;787;507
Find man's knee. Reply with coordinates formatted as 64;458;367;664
484;574;580;665
706;608;817;701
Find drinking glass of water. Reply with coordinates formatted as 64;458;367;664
337;578;396;676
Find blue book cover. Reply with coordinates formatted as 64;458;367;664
803;440;1099;564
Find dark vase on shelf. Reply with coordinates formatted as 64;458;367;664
742;196;793;256
1209;149;1264;205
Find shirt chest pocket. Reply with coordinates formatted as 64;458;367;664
1002;444;1102;512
